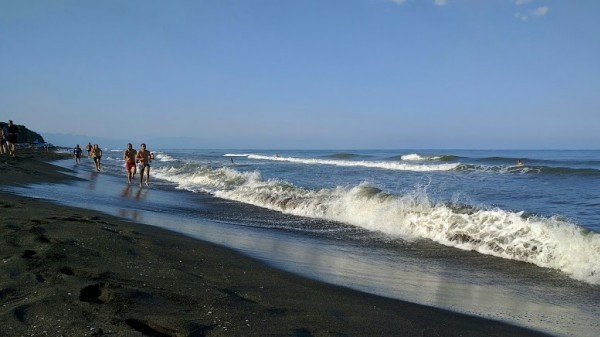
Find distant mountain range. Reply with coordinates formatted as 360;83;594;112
18;128;253;150
42;132;214;150
42;132;130;149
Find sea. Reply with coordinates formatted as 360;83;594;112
5;149;600;337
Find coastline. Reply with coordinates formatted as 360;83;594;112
0;151;550;336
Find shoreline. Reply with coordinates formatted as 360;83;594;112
0;151;550;336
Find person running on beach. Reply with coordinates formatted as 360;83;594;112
123;143;137;184
90;144;103;171
6;120;19;158
85;142;93;158
136;143;152;187
73;144;83;164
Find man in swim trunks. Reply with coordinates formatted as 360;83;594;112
90;144;102;171
136;143;152;187
123;143;137;184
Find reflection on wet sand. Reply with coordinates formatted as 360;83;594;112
120;185;148;201
118;185;149;221
88;171;99;190
118;208;142;221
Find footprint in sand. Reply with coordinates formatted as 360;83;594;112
79;283;114;304
21;250;37;259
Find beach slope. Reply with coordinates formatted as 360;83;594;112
0;152;549;336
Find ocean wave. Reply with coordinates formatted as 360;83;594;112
475;156;600;167
390;154;461;162
477;156;525;163
401;153;429;161
388;153;448;161
240;154;460;172
456;164;539;174
439;155;461;162
322;153;367;159
153;152;177;162
224;153;252;157
154;164;600;285
457;164;600;176
536;166;600;176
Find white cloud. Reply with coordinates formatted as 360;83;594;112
514;0;534;5
389;0;448;7
532;6;549;16
514;12;528;21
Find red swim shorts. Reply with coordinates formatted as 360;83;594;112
125;161;136;171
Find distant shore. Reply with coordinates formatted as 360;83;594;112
0;149;550;336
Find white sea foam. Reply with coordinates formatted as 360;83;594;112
400;153;425;161
400;153;441;161
153;152;177;162
153;164;600;285
224;153;252;157
236;154;459;172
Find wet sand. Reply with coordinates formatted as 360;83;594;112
0;149;550;336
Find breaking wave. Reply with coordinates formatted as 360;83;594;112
457;164;600;176
223;153;600;176
154;164;600;285
225;153;460;172
153;152;177;162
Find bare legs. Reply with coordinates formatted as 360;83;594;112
139;166;150;187
7;142;16;158
127;166;136;184
93;157;101;171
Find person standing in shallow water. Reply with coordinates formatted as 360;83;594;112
123;143;137;184
90;144;102;171
136;143;151;187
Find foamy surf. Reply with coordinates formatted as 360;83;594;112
399;153;442;161
154;164;600;285
224;153;459;172
153;152;177;162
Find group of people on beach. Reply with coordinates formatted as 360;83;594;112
73;142;152;187
72;143;103;169
124;143;153;187
0;120;20;158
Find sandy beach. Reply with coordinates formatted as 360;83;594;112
0;150;550;337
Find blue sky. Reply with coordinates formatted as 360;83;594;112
1;0;599;149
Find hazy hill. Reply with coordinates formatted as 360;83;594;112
0;122;46;144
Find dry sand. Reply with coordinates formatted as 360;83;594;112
0;149;550;336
